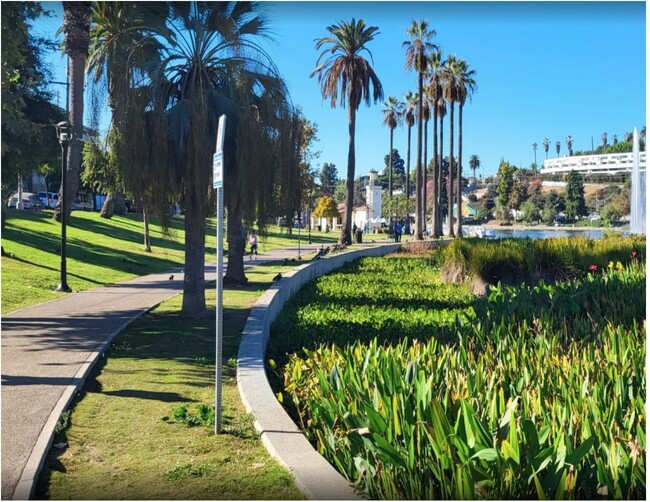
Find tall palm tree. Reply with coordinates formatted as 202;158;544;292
428;50;445;237
565;135;574;156
382;95;404;198
403;91;417;231
532;142;538;169
555;140;561;157
443;54;461;236
55;1;91;222
87;2;167;246
153;2;290;316
312;18;383;246
454;58;476;237
421;95;430;235
543;137;550;159
601;132;608;149
469;154;480;181
436;95;447;236
612;133;618;145
404;19;438;240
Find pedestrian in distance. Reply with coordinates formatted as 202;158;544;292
249;230;258;260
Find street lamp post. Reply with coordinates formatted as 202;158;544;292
297;211;301;260
307;190;313;244
55;121;72;293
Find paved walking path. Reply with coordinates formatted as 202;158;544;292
1;244;324;500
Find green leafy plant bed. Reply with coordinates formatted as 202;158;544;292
272;250;646;499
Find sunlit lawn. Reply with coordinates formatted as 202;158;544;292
1;210;337;314
36;264;304;500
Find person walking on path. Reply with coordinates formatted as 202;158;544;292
249;231;258;260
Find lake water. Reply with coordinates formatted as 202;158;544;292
487;228;606;239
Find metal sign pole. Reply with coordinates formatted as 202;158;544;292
213;114;226;434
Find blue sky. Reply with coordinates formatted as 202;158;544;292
35;1;646;179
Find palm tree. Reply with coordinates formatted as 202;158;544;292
436;94;447;236
469;154;480;182
55;2;91;222
421;95;430;236
428;50;445;237
565;135;574;156
382;95;404;198
543;137;550;159
403;91;417;231
454;58;476;237
612;133;618;145
443;54;461;236
404;19;438;240
312;18;383;246
601;132;608;149
555;141;561;157
532;142;538;169
153;2;291;316
87;2;167;247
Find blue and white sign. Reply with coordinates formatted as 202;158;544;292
213;152;223;188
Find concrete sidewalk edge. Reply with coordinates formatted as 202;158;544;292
11;300;171;500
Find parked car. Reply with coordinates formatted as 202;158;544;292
7;192;43;209
37;191;58;209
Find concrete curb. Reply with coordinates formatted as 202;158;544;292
237;241;447;500
11;302;170;500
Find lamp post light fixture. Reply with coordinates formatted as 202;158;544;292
55;121;72;293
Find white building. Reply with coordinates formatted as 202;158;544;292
365;169;382;221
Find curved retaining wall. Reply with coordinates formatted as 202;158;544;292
237;241;446;499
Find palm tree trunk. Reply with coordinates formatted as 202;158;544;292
405;125;411;234
142;199;151;252
437;113;444;237
55;2;90;222
456;103;463;237
182;178;208;318
225;204;247;284
388;129;393;197
415;72;424;241
340;105;356;246
447;102;455;237
432;108;439;237
422;118;428;236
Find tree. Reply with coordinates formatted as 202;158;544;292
311;18;383;246
454;58;476;237
54;2;92;221
555;140;561;157
469;154;480;181
564;170;587;222
319;162;337;196
520;199;539;223
443;55;461;236
601;132;608;148
600;203;620;226
426;50;445;237
543;137;549;159
532;142;538;168
566;135;573;156
404;19;437;240
403;91;417;231
496;161;515;221
312;195;340;221
381;95;404;197
382;149;405;189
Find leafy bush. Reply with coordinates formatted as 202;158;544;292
276;253;646;499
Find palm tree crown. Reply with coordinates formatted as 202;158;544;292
382;95;404;131
311;18;383;110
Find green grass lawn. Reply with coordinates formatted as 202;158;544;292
36;263;304;500
1;210;337;314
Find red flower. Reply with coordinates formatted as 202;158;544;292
631;250;637;258
589;264;597;271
